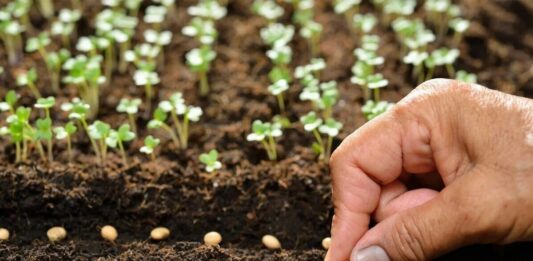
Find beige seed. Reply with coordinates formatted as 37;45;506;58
101;225;118;241
203;231;222;246
262;234;281;250
150;227;170;241
322;237;331;250
47;227;67;242
0;228;9;241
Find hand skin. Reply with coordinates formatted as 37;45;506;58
325;79;533;261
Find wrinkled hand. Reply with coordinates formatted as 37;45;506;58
326;79;533;261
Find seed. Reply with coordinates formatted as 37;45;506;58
47;227;67;242
0;228;9;241
262;234;281;250
150;227;170;241
203;231;222;246
101;225;118;241
322;237;331;250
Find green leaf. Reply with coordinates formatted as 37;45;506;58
65;122;77;134
35;118;52;141
117;124;135;141
35;96;56;109
5;90;18;106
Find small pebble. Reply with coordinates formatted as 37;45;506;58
0;228;9;241
203;231;222;246
47;227;67;242
322;237;331;250
262;234;281;250
101;225;118;241
150;227;170;241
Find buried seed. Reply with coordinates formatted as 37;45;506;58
203;231;222;246
0;228;9;241
150;227;170;241
47;226;67;242
101;225;118;241
262;234;281;250
322;237;331;250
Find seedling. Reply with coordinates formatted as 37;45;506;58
186;46;216;96
88;120;111;162
147;107;180;149
187;0;227;21
35;96;56;162
246;119;282;161
424;47;459;79
382;0;416;24
424;0;457;38
116;98;142;133
392;18;435;53
144;29;172;66
157;92;203;149
62;54;106;117
268;79;289;114
266;45;292;83
260;23;295;48
449;18;469;45
199;149;222;173
53;122;77;162
6;106;46;162
182;17;218;46
133;64;160;111
300;19;323;57
144;5;167;30
0;90;19;114
0;12;25;64
61;98;101;163
318;118;342;161
140;135;160;161
45;49;71;93
362;100;394;120
403;50;429;83
252;0;284;23
37;0;54;18
456;70;477;84
51;9;81;48
106;124;136;166
353;13;377;34
334;0;361;29
16;68;41;98
26;33;52;59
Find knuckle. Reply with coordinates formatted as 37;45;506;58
388;213;429;261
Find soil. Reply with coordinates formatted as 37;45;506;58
0;0;532;260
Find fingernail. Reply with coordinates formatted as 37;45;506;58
352;246;390;261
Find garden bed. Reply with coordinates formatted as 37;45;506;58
0;0;532;260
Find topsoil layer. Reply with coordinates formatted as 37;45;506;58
0;0;533;260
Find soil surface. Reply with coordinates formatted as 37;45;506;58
0;0;532;260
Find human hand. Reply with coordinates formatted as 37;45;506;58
326;79;533;261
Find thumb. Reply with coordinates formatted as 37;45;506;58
350;184;473;261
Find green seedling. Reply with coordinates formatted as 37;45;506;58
334;0;361;29
300;19;323;57
403;50;429;83
247;119;282;161
260;23;295;48
449;18;469;45
456;70;477;84
186;46;216;96
133;64;160;110
295;57;326;80
45;49;71;93
61;98;102;163
382;0;416;25
0;90;19;114
266;45;292;83
187;0;227;21
51;9;81;48
424;47;459;79
116;98;142;133
6;0;32;31
351;45;387;102
38;0;54;18
16;68;41;98
392;18;435;53
106;124;136;166
300;111;325;160
424;0;457;38
362;100;394;120
157;92;203;149
361;35;380;51
252;0;284;23
26;32;51;61
0;11;25;64
144;29;172;66
6;107;46;162
54;122;77;162
182;17;218;46
140;135;160;161
35;96;56;162
88;120;111;162
199;149;222;173
144;5;167;30
317;117;343;162
353;13;377;34
63;55;106;117
268;79;289;114
147;107;180;149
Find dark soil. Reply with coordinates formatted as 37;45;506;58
0;0;532;260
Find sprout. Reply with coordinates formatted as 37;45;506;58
456;70;477;84
53;122;77;162
317;118;342;161
392;18;435;52
5;106;46;162
403;50;429;83
133;66;160;109
300;111;342;162
333;0;361;14
295;57;326;80
187;0;227;21
117;98;142;133
144;5;167;29
353;14;377;34
147;108;180;149
45;49;71;93
267;45;292;83
366;74;388;102
144;29;172;47
61;98;102;163
62;54;106;117
37;0;54;18
299;20;323;57
252;0;284;22
268;79;289;114
361;35;380;51
260;23;295;48
199;149;222;173
155;92;203;149
353;48;384;66
16;68;41;98
140;135;160;160
425;47;460;79
247;119;282;161
51;9;81;48
106;124;136;166
186;46;216;96
26;32;51;60
449;18;469;45
35;96;55;162
182;17;218;45
88;120;111;162
362;100;394;120
0;13;25;64
0;90;19;114
383;0;416;23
